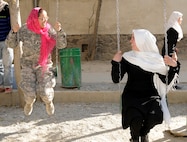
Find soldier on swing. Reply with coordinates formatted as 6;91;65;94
6;7;67;116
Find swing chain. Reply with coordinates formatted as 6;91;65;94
16;0;20;43
116;0;120;52
163;0;171;130
163;0;169;91
56;0;59;22
55;0;59;79
163;0;168;56
115;0;122;93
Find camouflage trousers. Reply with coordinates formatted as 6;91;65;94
19;64;56;105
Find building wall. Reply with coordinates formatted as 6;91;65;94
6;0;187;60
67;34;187;61
7;0;187;34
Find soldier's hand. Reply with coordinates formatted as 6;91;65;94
54;21;61;32
12;23;20;33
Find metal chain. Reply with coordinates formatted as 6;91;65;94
16;0;20;43
163;0;168;56
56;0;59;22
116;0;120;52
56;0;59;78
163;0;170;130
115;0;122;97
163;0;169;90
34;0;37;7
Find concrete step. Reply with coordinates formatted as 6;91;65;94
0;83;187;106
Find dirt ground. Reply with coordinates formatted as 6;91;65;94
0;103;186;142
0;60;187;142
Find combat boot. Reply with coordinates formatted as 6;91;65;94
24;103;34;116
46;101;55;115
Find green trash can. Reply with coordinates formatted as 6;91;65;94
59;48;81;88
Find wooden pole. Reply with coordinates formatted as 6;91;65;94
9;0;24;107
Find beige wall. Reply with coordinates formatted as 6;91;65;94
7;0;187;34
100;0;187;34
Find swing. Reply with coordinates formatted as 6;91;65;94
163;0;187;137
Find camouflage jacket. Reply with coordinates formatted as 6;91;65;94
6;24;67;67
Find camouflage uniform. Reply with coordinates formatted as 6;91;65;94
6;24;67;105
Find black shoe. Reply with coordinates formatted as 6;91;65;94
141;135;149;142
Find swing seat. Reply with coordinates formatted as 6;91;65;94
166;117;187;137
167;129;187;137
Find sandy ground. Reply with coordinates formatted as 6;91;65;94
0;60;187;142
0;103;186;142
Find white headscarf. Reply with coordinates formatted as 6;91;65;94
123;29;167;75
166;11;183;41
123;29;178;125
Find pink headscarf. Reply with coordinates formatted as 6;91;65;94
26;7;56;69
